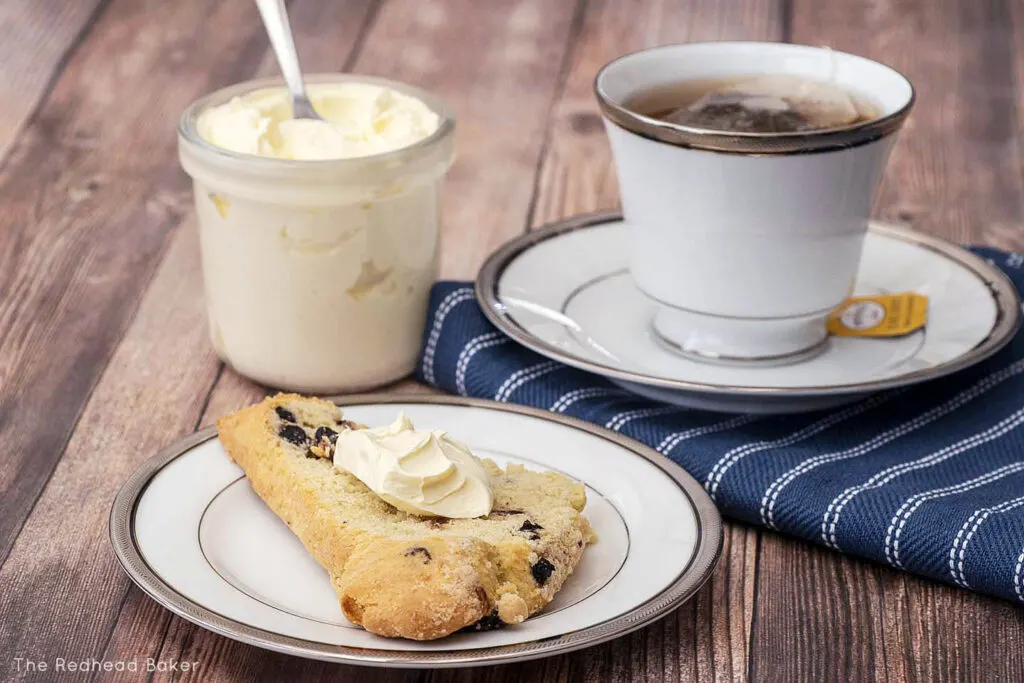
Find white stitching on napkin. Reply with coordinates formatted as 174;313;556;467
949;495;1024;588
885;451;1024;569
704;392;896;503
657;414;761;456
550;387;623;413
822;359;1024;549
605;406;686;431
455;332;509;396
767;361;1024;533
421;287;475;386
1014;546;1024;602
493;360;560;402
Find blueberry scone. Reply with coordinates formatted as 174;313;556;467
216;394;593;640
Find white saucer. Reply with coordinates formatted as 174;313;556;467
109;395;721;668
477;213;1020;414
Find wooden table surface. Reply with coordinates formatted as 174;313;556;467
2;0;1024;681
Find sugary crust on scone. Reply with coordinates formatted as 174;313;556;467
216;394;591;640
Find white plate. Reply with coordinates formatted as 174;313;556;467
477;213;1020;413
110;395;721;668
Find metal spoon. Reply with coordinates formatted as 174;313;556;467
254;0;322;120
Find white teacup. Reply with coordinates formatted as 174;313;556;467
596;42;914;363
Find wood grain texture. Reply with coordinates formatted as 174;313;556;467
94;0;587;680
749;535;1024;683
520;0;782;680
791;0;1024;251
0;0;275;571
749;536;894;682
0;0;106;163
0;0;374;680
1013;0;1024;195
742;1;1024;681
1;0;1024;681
343;0;587;278
531;0;784;228
0;220;219;681
88;1;377;680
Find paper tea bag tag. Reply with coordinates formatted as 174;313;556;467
827;293;928;338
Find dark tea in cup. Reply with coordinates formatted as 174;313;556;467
626;75;881;134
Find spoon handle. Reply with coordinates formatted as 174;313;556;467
254;0;319;119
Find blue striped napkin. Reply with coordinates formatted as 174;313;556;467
415;247;1024;604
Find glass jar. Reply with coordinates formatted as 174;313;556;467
178;75;455;393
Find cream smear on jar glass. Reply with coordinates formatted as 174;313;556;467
179;75;455;393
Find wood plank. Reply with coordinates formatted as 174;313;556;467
0;219;221;681
750;535;1024;683
0;0;279;570
9;0;1020;681
1014;0;1024;209
530;0;784;228
0;0;372;680
521;0;782;679
75;1;378;679
91;0;584;680
566;522;759;683
895;570;1024;682
790;0;1024;249
153;0;779;680
743;1;1024;681
356;0;590;279
0;0;106;163
748;536;895;682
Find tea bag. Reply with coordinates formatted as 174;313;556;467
663;75;864;133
